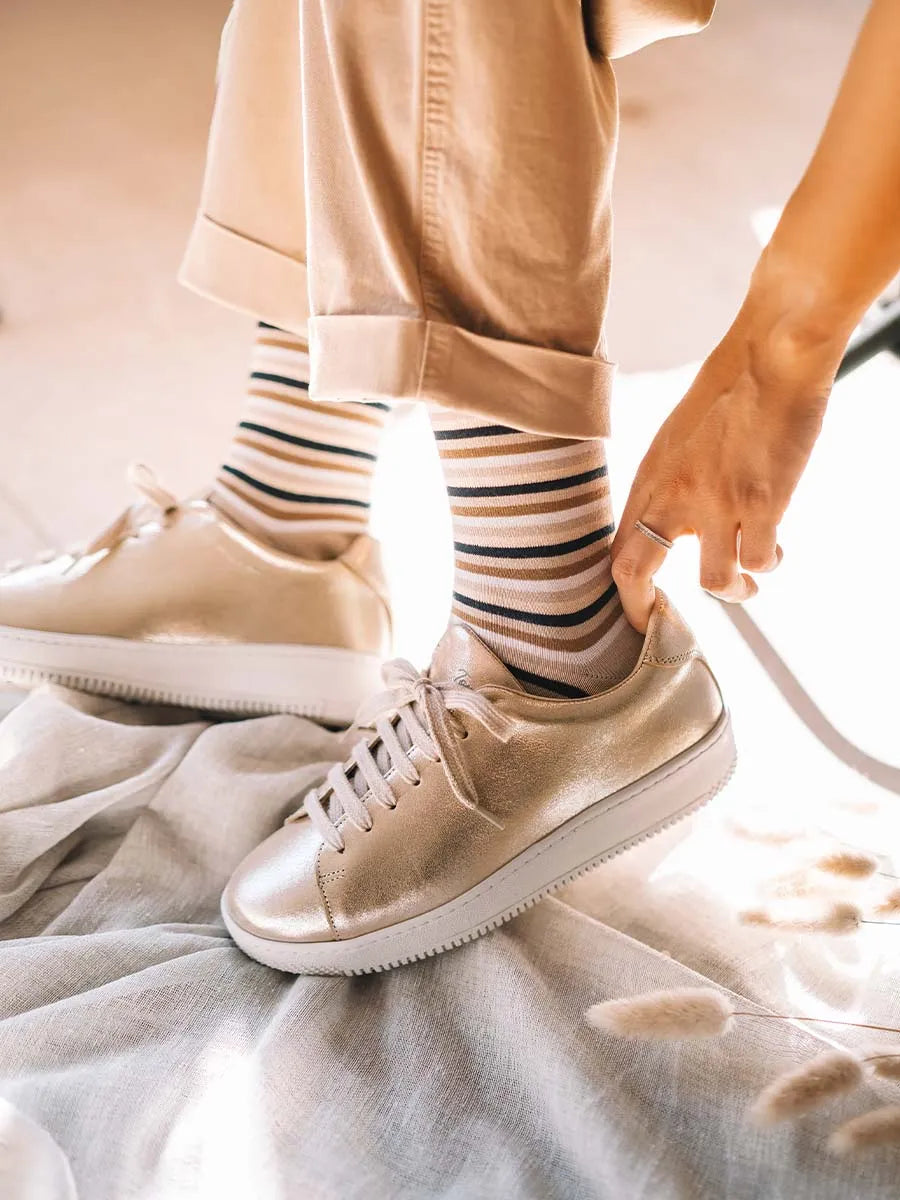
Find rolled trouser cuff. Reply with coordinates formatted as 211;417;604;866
309;315;614;439
179;214;310;337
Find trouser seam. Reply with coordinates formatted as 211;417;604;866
419;0;452;322
416;321;433;400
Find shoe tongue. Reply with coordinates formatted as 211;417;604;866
325;624;520;821
428;621;525;692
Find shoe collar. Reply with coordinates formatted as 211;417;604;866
428;589;687;703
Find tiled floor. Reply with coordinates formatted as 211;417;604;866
3;0;898;804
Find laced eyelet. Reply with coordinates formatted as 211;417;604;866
302;658;517;848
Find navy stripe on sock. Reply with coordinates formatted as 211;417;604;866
238;422;377;462
251;368;389;413
247;388;388;417
433;424;522;441
250;371;310;392
506;664;589;699
222;466;370;507
453;581;618;628
446;465;607;498
454;524;614;560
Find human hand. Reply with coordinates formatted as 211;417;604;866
610;293;848;632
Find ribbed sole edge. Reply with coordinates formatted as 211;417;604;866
0;627;384;724
224;709;737;974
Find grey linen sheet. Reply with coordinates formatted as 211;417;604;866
0;686;897;1199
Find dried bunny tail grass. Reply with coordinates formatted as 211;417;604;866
875;887;900;916
586;988;734;1040
828;1106;900;1155
763;870;831;902
738;901;862;935
832;796;881;816
750;1051;863;1126
812;850;878;880
864;1049;900;1080
725;816;806;845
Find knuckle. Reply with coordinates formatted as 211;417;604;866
739;478;772;510
741;550;773;572
700;570;733;594
665;466;695;499
787;397;828;440
612;554;640;585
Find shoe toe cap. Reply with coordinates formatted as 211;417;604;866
223;820;335;944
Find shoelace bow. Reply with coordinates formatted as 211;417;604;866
299;659;519;852
1;464;179;575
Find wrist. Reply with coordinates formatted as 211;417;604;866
725;248;860;396
743;244;862;353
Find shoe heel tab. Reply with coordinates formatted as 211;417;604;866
340;534;385;580
339;535;392;613
642;590;698;667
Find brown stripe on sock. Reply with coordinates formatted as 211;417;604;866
460;571;617;613
450;484;610;519
439;448;602;485
234;434;373;476
256;336;311;352
451;545;613;582
438;436;577;459
452;510;613;548
248;388;388;427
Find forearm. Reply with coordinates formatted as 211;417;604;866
745;0;900;348
612;3;900;625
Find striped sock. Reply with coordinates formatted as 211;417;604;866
211;323;389;558
431;412;643;698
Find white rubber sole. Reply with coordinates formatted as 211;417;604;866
223;708;737;975
0;625;384;725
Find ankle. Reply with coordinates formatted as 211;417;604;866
478;608;643;698
208;495;358;561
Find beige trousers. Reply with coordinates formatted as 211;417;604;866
180;0;711;438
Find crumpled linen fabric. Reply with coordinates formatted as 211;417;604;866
0;685;897;1199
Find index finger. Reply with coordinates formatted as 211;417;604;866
610;525;669;634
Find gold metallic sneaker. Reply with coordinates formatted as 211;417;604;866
222;590;736;974
0;465;391;723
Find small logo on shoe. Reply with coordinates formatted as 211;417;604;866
452;669;471;688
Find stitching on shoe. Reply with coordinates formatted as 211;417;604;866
315;846;342;939
640;594;669;666
644;649;699;666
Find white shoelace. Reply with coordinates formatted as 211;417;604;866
300;659;519;853
1;463;179;575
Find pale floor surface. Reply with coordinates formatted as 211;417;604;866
1;0;898;818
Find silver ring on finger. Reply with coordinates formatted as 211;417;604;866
634;519;674;551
